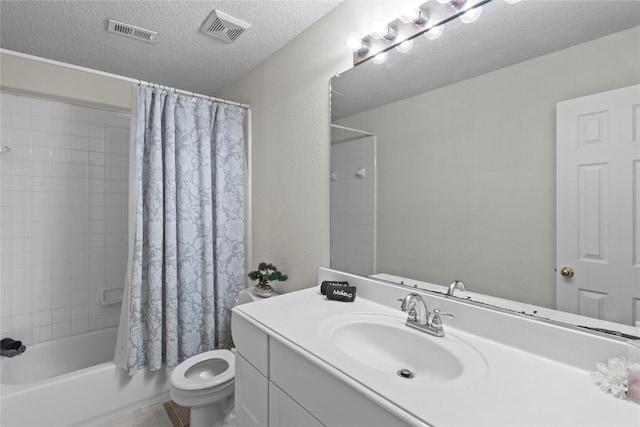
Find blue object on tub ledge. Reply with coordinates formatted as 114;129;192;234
1;337;26;357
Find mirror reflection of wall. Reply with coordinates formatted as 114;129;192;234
330;128;377;276
332;24;640;312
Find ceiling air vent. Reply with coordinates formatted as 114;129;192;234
200;10;250;43
107;19;158;44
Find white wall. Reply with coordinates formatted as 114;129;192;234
330;136;376;276
1;53;132;343
0;53;131;111
219;2;400;292
0;92;130;344
221;5;640;304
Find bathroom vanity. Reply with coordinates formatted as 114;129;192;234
231;268;640;426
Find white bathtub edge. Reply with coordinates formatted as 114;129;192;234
71;388;171;427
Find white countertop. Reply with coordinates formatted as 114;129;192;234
234;275;640;426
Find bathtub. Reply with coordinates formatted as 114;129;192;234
0;327;170;426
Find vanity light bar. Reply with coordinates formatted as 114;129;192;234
353;0;493;65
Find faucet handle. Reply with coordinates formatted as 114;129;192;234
433;309;454;318
431;309;454;328
406;302;419;322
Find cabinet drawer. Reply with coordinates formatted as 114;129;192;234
232;310;269;376
270;339;412;427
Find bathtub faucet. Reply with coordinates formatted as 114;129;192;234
447;280;466;296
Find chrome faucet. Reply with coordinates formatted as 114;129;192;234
399;293;454;337
447;280;466;296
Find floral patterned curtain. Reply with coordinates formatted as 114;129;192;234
117;86;246;375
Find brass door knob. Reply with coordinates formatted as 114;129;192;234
560;267;574;278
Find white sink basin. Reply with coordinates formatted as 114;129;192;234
318;313;488;385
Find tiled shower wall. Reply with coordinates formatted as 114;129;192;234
0;93;129;344
330;136;376;276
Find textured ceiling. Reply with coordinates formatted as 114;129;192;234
0;0;341;96
331;0;640;120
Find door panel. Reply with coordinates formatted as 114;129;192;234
557;84;640;325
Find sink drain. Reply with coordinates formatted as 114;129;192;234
397;368;414;379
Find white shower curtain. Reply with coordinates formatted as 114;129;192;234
115;85;247;375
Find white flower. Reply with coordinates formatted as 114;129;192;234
591;357;628;399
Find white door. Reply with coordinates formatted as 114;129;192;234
557;84;640;326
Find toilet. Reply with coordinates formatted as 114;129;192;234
170;349;235;427
169;287;275;427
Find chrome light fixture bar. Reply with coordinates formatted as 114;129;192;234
353;0;493;65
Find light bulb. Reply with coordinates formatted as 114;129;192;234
345;35;368;54
459;6;482;23
424;25;444;40
399;5;426;24
371;21;389;40
372;52;388;65
399;5;418;23
395;39;414;53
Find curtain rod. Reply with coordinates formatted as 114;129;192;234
0;48;250;109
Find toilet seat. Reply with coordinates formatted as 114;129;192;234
171;349;235;391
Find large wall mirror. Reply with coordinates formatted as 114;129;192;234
330;0;640;335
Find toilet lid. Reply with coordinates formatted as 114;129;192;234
171;349;235;391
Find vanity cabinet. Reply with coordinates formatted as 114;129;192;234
235;354;269;426
232;310;411;427
234;341;323;427
268;383;323;427
233;313;270;426
233;271;640;427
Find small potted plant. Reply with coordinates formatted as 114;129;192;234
248;262;288;298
